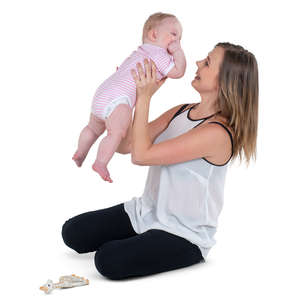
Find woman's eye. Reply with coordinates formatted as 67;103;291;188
205;61;209;66
172;33;177;36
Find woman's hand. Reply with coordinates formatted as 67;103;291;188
131;59;167;101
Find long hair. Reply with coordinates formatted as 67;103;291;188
142;12;176;43
216;42;259;166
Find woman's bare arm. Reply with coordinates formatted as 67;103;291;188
116;104;184;154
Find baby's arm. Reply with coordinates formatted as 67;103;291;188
166;41;186;79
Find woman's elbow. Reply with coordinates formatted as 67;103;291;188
131;154;140;165
131;154;145;165
117;143;131;155
118;149;130;155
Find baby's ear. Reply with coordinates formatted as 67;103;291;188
147;29;157;42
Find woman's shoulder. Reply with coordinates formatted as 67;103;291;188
169;103;197;118
207;116;234;138
197;116;234;164
182;102;197;111
163;103;194;121
202;116;234;157
173;103;234;138
148;103;192;137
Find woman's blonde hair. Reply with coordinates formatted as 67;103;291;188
216;42;259;166
142;12;177;43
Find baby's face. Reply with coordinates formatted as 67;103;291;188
155;18;182;49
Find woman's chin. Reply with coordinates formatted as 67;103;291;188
191;80;200;91
192;84;206;97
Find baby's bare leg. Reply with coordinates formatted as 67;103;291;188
73;113;106;167
92;104;132;182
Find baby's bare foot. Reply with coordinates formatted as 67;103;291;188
92;161;113;183
72;151;86;167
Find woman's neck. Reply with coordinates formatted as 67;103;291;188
193;98;220;117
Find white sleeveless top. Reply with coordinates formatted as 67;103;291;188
124;104;234;259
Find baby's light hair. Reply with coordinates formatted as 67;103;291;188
142;12;177;43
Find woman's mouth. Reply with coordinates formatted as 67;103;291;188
194;75;200;80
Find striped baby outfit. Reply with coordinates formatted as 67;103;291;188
91;43;175;120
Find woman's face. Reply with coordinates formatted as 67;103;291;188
191;46;224;95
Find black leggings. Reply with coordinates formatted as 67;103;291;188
61;203;204;280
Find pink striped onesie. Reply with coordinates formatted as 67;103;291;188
91;43;175;120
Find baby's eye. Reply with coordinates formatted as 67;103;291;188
171;32;177;36
205;60;209;66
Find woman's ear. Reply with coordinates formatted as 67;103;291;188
147;29;157;42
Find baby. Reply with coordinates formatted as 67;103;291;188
72;12;186;182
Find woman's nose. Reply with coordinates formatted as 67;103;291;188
196;60;205;68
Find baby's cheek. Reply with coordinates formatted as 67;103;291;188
168;36;175;43
163;35;172;45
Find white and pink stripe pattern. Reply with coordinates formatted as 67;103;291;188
91;43;175;119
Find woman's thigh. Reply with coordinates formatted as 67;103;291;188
61;203;137;253
94;229;204;280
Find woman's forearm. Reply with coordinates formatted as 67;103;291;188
131;97;152;162
129;58;167;161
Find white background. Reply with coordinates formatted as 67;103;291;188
1;0;299;299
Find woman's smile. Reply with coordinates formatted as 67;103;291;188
194;69;201;80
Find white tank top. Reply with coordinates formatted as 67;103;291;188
124;103;234;258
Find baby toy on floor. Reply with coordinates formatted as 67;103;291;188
39;274;89;294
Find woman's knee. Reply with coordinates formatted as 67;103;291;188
94;241;128;280
61;216;89;254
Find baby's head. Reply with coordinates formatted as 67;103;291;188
142;12;182;49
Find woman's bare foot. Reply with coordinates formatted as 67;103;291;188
92;161;113;183
72;151;86;167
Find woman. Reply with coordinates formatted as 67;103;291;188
62;42;258;280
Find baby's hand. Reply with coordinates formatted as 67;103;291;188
167;40;181;54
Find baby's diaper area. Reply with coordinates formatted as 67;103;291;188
103;96;132;119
